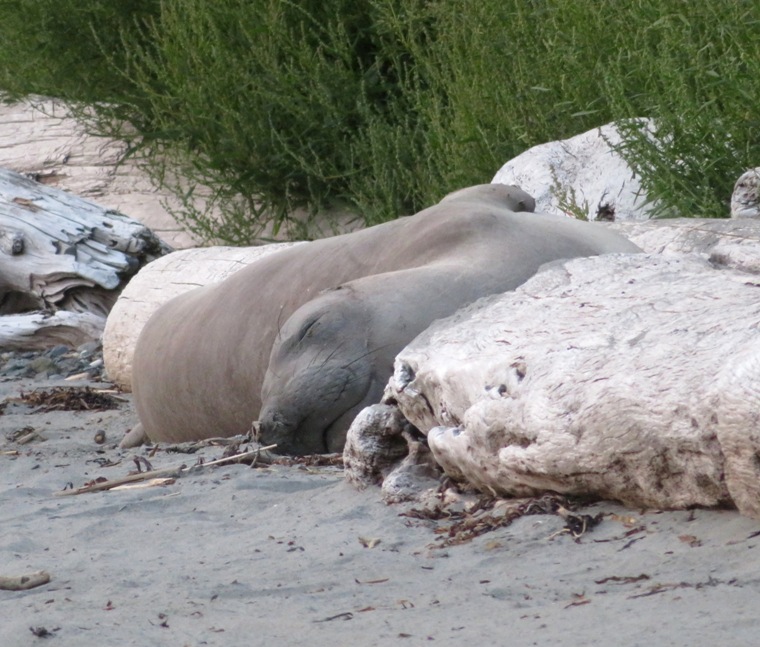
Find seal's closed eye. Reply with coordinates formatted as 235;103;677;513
297;317;320;342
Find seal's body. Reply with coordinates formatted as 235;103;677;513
131;185;639;452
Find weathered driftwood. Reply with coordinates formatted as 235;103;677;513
492;120;658;221
0;96;198;249
344;404;414;488
384;253;760;519
0;311;105;349
731;168;760;219
609;217;760;274
102;242;304;390
0;166;169;348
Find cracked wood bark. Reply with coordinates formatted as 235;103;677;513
0;167;169;349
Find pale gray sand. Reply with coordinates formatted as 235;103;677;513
1;376;759;647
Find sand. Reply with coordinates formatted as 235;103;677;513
2;375;760;647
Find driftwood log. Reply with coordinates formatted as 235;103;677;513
0;167;169;349
343;403;442;503
0;311;106;349
0;96;198;249
102;243;304;389
381;252;760;519
492;120;658;221
609;217;760;274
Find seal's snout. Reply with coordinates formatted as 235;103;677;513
258;408;316;456
257;410;289;449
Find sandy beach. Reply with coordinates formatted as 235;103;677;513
2;372;760;647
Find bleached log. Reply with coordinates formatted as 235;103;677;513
0;310;105;350
343;404;418;489
731;168;760;219
102;242;304;390
0;166;168;346
608;217;760;274
387;253;760;518
343;404;443;503
492;120;659;221
0;166;168;311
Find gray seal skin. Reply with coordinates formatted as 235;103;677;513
131;183;640;452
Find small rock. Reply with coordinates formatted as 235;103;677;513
77;340;101;359
28;357;57;376
47;345;71;359
1;358;26;373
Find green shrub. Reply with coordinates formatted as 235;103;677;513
604;2;760;218
409;1;760;220
0;0;158;105
98;0;432;241
1;0;759;242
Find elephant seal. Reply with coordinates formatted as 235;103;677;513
130;184;639;452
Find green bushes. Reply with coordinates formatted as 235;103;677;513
0;0;158;106
606;2;760;218
1;0;759;242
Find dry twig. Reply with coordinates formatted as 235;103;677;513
55;445;278;496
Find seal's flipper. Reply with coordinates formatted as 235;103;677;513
120;423;148;449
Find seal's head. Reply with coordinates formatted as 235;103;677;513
440;183;536;213
258;286;375;455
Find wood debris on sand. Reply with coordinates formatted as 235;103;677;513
400;492;606;548
56;445;278;496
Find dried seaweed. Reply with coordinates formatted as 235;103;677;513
553;505;605;541
272;453;344;468
595;574;651;585
15;387;120;412
624;579;734;599
401;492;575;548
